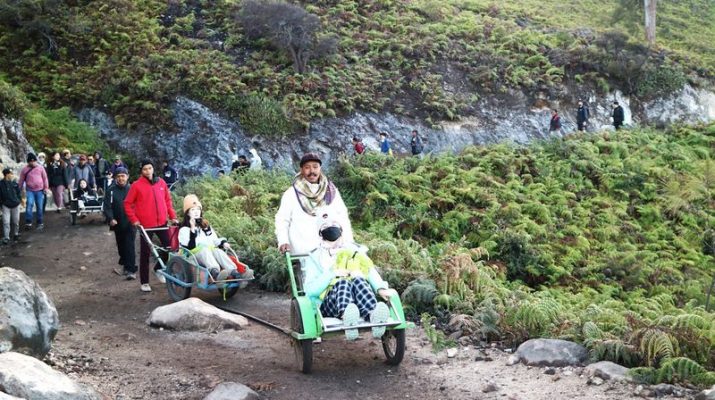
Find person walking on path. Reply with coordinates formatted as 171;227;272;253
0;168;22;244
46;152;67;212
18;153;50;230
352;137;365;155
124;160;178;292
104;167;136;280
410;129;424;156
379;132;392;155
548;109;563;135
72;155;96;190
612;101;625;131
109;155;127;176
576;101;590;132
275;152;354;255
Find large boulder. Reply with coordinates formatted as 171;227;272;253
0;118;33;173
0;268;59;358
203;382;261;400
514;338;588;367
0;352;100;400
695;385;715;400
584;361;631;382
147;297;249;331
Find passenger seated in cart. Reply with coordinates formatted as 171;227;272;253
178;194;254;286
303;219;391;341
74;179;100;208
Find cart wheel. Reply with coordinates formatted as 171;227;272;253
382;328;405;366
69;212;77;225
218;286;239;300
290;298;313;374
166;257;193;302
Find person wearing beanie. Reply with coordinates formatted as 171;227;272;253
18;152;50;230
104;166;136;280
178;194;254;287
275;152;354;255
124;158;178;292
161;160;178;190
0;168;22;243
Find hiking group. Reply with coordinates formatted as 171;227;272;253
548;100;625;135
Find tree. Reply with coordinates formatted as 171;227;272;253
644;0;656;47
236;0;337;74
613;0;657;47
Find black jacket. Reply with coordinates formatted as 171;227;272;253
613;106;625;125
0;179;22;208
577;106;590;123
46;161;67;187
103;182;132;229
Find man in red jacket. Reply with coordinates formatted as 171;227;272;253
124;159;178;292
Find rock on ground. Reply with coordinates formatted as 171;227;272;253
0;352;100;400
514;339;588;367
203;382;261;400
695;385;715;400
147;297;249;331
0;268;59;358
0;393;23;400
584;361;630;382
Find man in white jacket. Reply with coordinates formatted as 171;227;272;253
275;153;353;255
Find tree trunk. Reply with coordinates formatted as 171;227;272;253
644;0;656;46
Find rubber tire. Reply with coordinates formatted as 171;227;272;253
165;257;193;302
217;285;239;300
290;298;313;374
382;328;406;366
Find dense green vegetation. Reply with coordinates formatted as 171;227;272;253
177;123;715;386
0;0;713;134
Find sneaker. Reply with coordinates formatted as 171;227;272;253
12;234;20;241
24;223;32;230
140;284;151;292
369;302;390;338
342;303;360;341
126;272;136;280
154;269;166;284
36;224;44;231
1;238;9;245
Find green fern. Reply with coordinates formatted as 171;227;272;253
637;328;678;366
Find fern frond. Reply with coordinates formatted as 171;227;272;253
638;328;678;366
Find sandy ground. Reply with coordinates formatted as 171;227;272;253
0;210;692;400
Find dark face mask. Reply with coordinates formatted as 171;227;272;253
320;226;342;242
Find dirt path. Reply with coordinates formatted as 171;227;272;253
0;211;688;400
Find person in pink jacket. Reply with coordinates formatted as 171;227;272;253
18;153;50;231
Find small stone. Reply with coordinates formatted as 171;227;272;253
74;320;86;326
80;266;87;271
588;377;604;386
551;375;561;382
563;370;573;377
544;368;556;375
482;382;499;393
446;348;458;358
506;355;519;366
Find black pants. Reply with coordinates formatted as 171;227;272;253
614;123;622;131
139;229;170;284
114;225;136;273
577;121;586;131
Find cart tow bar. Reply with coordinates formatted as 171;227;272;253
210;303;292;336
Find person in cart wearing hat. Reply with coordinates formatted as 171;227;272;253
104;167;137;280
275;152;354;255
124;159;178;292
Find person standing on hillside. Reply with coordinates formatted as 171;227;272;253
352;137;365;155
104;167;136;280
46;152;67;212
109;155;127;176
612;101;625;131
379;132;392;155
576;101;590;132
18;153;50;230
275;153;354;255
0;168;22;243
548;109;563;135
162;160;179;190
249;148;263;170
124;160;178;292
232;155;250;174
410;129;424;156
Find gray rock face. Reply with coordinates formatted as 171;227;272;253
0;268;59;358
0;118;33;173
584;361;631;382
147;297;249;331
77;84;715;179
0;352;100;400
514;339;588;367
203;382;261;400
0;392;24;400
696;385;715;400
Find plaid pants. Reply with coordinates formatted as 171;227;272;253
320;277;377;319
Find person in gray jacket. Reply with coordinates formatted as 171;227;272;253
72;154;96;191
